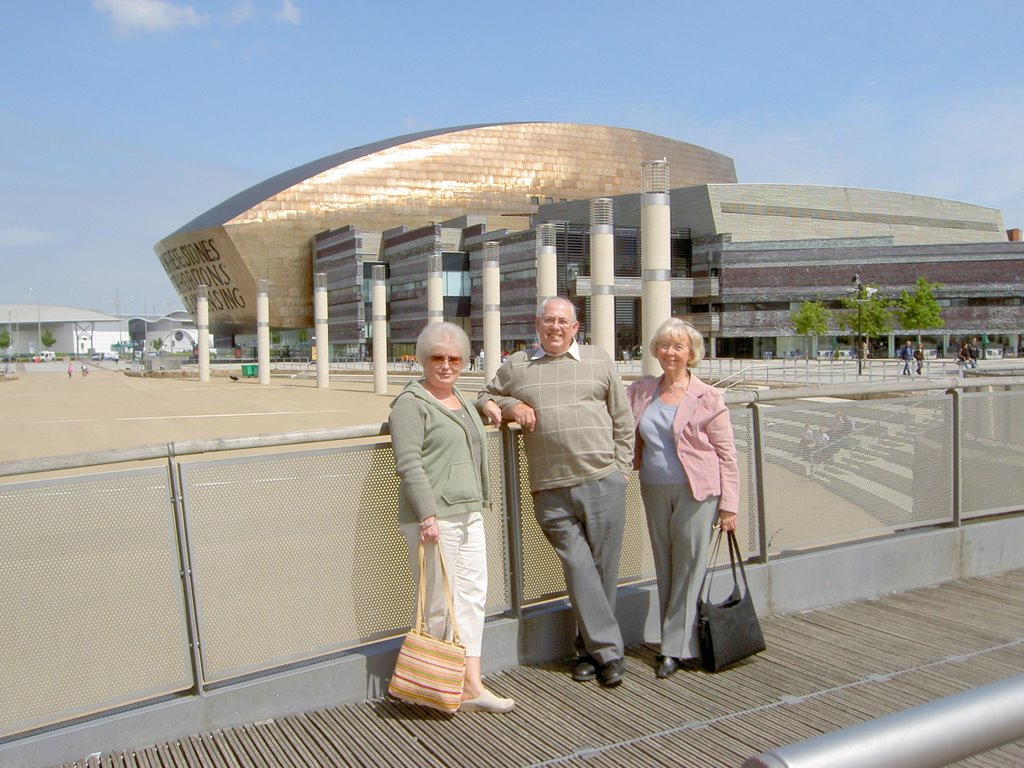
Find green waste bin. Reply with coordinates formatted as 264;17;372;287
241;364;258;378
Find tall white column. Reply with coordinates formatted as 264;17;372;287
427;254;443;324
371;265;388;395
197;285;210;383
590;198;615;358
536;223;557;307
314;272;330;390
256;278;270;385
482;241;501;383
641;159;671;377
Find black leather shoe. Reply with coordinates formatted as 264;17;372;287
656;656;679;679
597;658;625;687
572;657;597;682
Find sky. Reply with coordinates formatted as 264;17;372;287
2;0;1022;316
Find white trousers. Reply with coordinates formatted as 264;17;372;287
401;511;487;656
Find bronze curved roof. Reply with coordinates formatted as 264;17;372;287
155;122;737;330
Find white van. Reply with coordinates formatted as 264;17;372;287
39;350;56;362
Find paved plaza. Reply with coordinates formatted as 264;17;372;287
0;362;412;464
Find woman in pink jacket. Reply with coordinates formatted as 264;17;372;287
626;318;739;679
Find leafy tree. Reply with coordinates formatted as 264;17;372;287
790;301;832;359
296;329;309;344
0;330;9;350
151;338;164;353
41;330;56;349
895;277;944;343
840;285;893;340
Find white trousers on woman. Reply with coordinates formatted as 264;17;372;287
639;484;719;659
400;510;487;657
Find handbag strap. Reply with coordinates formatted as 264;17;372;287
415;542;462;645
699;529;749;602
725;529;752;593
698;528;725;602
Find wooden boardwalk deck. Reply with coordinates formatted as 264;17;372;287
52;569;1024;768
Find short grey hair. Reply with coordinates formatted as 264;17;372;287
536;296;577;322
415;322;470;369
648;317;705;367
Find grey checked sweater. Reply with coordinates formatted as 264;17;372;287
477;345;634;492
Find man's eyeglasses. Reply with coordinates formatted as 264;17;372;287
430;355;463;366
540;317;575;328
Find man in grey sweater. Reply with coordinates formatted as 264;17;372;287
478;297;634;686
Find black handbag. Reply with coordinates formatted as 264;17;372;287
697;529;766;672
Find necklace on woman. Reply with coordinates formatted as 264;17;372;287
660;373;691;396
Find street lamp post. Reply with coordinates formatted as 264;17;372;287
4;310;11;374
850;274;879;376
29;287;41;355
852;274;864;375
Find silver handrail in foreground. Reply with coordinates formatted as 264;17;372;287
743;673;1024;768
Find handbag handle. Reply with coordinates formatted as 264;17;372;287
415;542;462;645
698;529;750;603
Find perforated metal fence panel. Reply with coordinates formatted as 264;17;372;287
516;440;655;604
178;435;509;684
962;390;1024;518
758;396;954;555
517;408;757;605
0;468;191;738
732;408;759;559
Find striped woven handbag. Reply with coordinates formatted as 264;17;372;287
388;543;467;713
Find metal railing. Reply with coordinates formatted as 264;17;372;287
743;673;1024;768
1;375;1022;754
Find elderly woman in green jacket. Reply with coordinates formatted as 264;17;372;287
388;322;514;714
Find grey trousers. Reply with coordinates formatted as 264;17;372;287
533;472;627;665
639;483;719;659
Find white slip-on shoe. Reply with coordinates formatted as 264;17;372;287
460;689;515;713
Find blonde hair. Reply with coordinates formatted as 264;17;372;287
648;317;705;367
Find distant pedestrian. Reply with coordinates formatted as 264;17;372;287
81;363;89;377
968;338;980;369
898;340;914;375
957;342;970;373
67;362;73;378
914;343;925;375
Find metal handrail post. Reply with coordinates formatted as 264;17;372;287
950;387;962;527
166;448;205;695
500;425;525;619
750;403;770;563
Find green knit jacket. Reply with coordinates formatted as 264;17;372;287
388;379;490;525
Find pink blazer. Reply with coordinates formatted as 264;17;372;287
626;374;740;513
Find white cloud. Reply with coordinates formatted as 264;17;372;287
274;0;301;25
93;0;207;35
0;228;56;247
227;1;256;25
